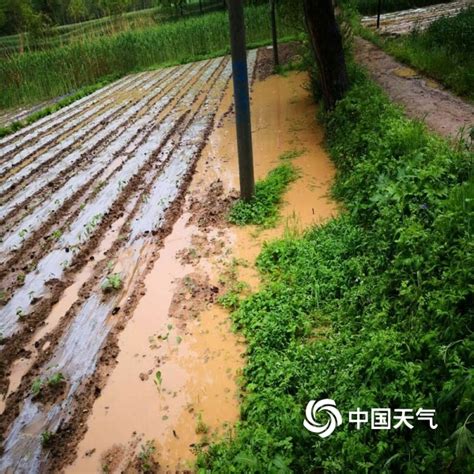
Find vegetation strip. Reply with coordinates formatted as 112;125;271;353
197;63;473;471
228;163;299;227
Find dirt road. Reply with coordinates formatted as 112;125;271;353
354;37;474;140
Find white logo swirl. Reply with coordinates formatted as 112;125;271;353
304;399;342;438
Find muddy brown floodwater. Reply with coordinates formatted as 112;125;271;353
69;70;336;472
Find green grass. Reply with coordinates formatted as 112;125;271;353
0;2;303;110
196;59;473;472
383;7;474;100
228;163;299;227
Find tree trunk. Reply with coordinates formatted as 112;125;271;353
303;0;349;110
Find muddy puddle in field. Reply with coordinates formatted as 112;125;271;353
69;69;337;472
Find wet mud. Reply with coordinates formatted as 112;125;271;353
0;47;336;473
69;66;336;472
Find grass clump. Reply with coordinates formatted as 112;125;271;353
137;440;157;473
383;7;474;100
196;63;473;472
228;163;298;227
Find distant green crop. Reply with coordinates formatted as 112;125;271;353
0;2;303;110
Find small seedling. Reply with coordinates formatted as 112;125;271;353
101;273;122;292
138;440;156;473
18;228;28;239
50;229;62;241
40;430;54;448
31;378;43;396
195;413;209;435
48;372;65;386
16;273;25;285
154;371;162;388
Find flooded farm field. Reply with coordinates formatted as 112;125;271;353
0;48;335;472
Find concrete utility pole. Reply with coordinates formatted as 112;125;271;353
228;0;255;201
270;0;279;67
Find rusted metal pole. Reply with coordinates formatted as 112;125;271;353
270;0;279;67
228;0;255;201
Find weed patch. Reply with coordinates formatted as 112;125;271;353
197;63;473;472
228;163;299;227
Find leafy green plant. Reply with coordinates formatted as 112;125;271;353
218;281;249;311
31;378;43;396
48;372;65;386
40;430;54;448
228;163;298;227
137;440;157;473
101;273;122;292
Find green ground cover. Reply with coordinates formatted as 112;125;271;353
196;58;473;472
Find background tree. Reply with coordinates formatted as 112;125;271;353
303;0;349;109
68;0;88;22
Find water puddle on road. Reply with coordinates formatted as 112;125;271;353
69;70;337;472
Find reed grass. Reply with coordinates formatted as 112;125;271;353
0;3;303;109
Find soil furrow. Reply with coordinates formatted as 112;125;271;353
0;73;144;158
0;64;194;228
0;55;234;472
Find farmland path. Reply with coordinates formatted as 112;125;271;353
354;36;474;140
360;0;471;36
